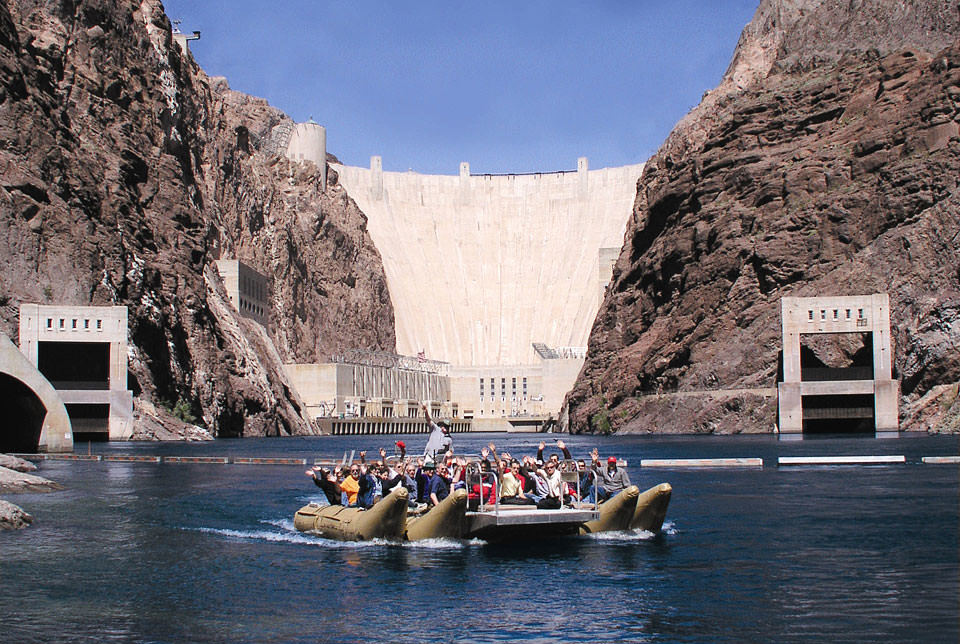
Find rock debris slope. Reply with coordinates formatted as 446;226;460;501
0;0;395;437
566;0;960;434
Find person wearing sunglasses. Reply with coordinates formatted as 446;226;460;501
340;464;361;506
534;460;563;510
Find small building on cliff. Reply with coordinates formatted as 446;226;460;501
214;260;270;329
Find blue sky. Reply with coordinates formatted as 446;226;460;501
161;1;760;174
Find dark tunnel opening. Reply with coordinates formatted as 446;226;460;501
38;341;110;390
802;394;875;434
66;404;109;442
0;373;47;453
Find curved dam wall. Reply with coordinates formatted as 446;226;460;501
334;159;644;369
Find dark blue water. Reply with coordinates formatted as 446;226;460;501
2;433;957;643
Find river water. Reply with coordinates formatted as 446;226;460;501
2;432;957;643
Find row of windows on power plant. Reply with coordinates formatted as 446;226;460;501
240;274;267;303
238;297;265;317
479;376;528;401
349;402;455;419
808;308;868;324
45;317;104;331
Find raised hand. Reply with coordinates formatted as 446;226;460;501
539;441;546;450
556;439;566;450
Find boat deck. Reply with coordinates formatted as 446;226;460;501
463;507;599;542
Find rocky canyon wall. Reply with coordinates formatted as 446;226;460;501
0;0;395;438
566;0;960;434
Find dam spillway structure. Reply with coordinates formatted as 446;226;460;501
333;156;644;426
778;294;899;439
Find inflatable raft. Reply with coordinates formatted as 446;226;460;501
406;488;467;541
580;485;641;534
293;481;671;542
631;482;672;532
293;487;409;541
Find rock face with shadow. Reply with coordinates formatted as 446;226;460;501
0;0;395;437
565;0;960;434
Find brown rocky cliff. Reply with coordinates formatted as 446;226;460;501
0;0;395;437
566;0;960;434
201;78;394;363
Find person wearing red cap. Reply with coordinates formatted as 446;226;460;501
590;448;631;503
395;440;406;458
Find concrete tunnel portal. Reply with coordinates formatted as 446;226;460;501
0;332;73;453
0;372;47;452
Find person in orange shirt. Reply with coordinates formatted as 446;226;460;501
340;463;361;506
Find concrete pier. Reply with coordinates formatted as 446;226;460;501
316;417;471;436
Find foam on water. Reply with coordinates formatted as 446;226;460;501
266;517;485;548
403;537;486;549
188;518;485;550
587;528;656;541
190;525;403;549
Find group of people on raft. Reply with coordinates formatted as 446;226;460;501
306;403;632;512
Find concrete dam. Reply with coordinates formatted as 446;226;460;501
335;158;644;367
332;157;645;423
